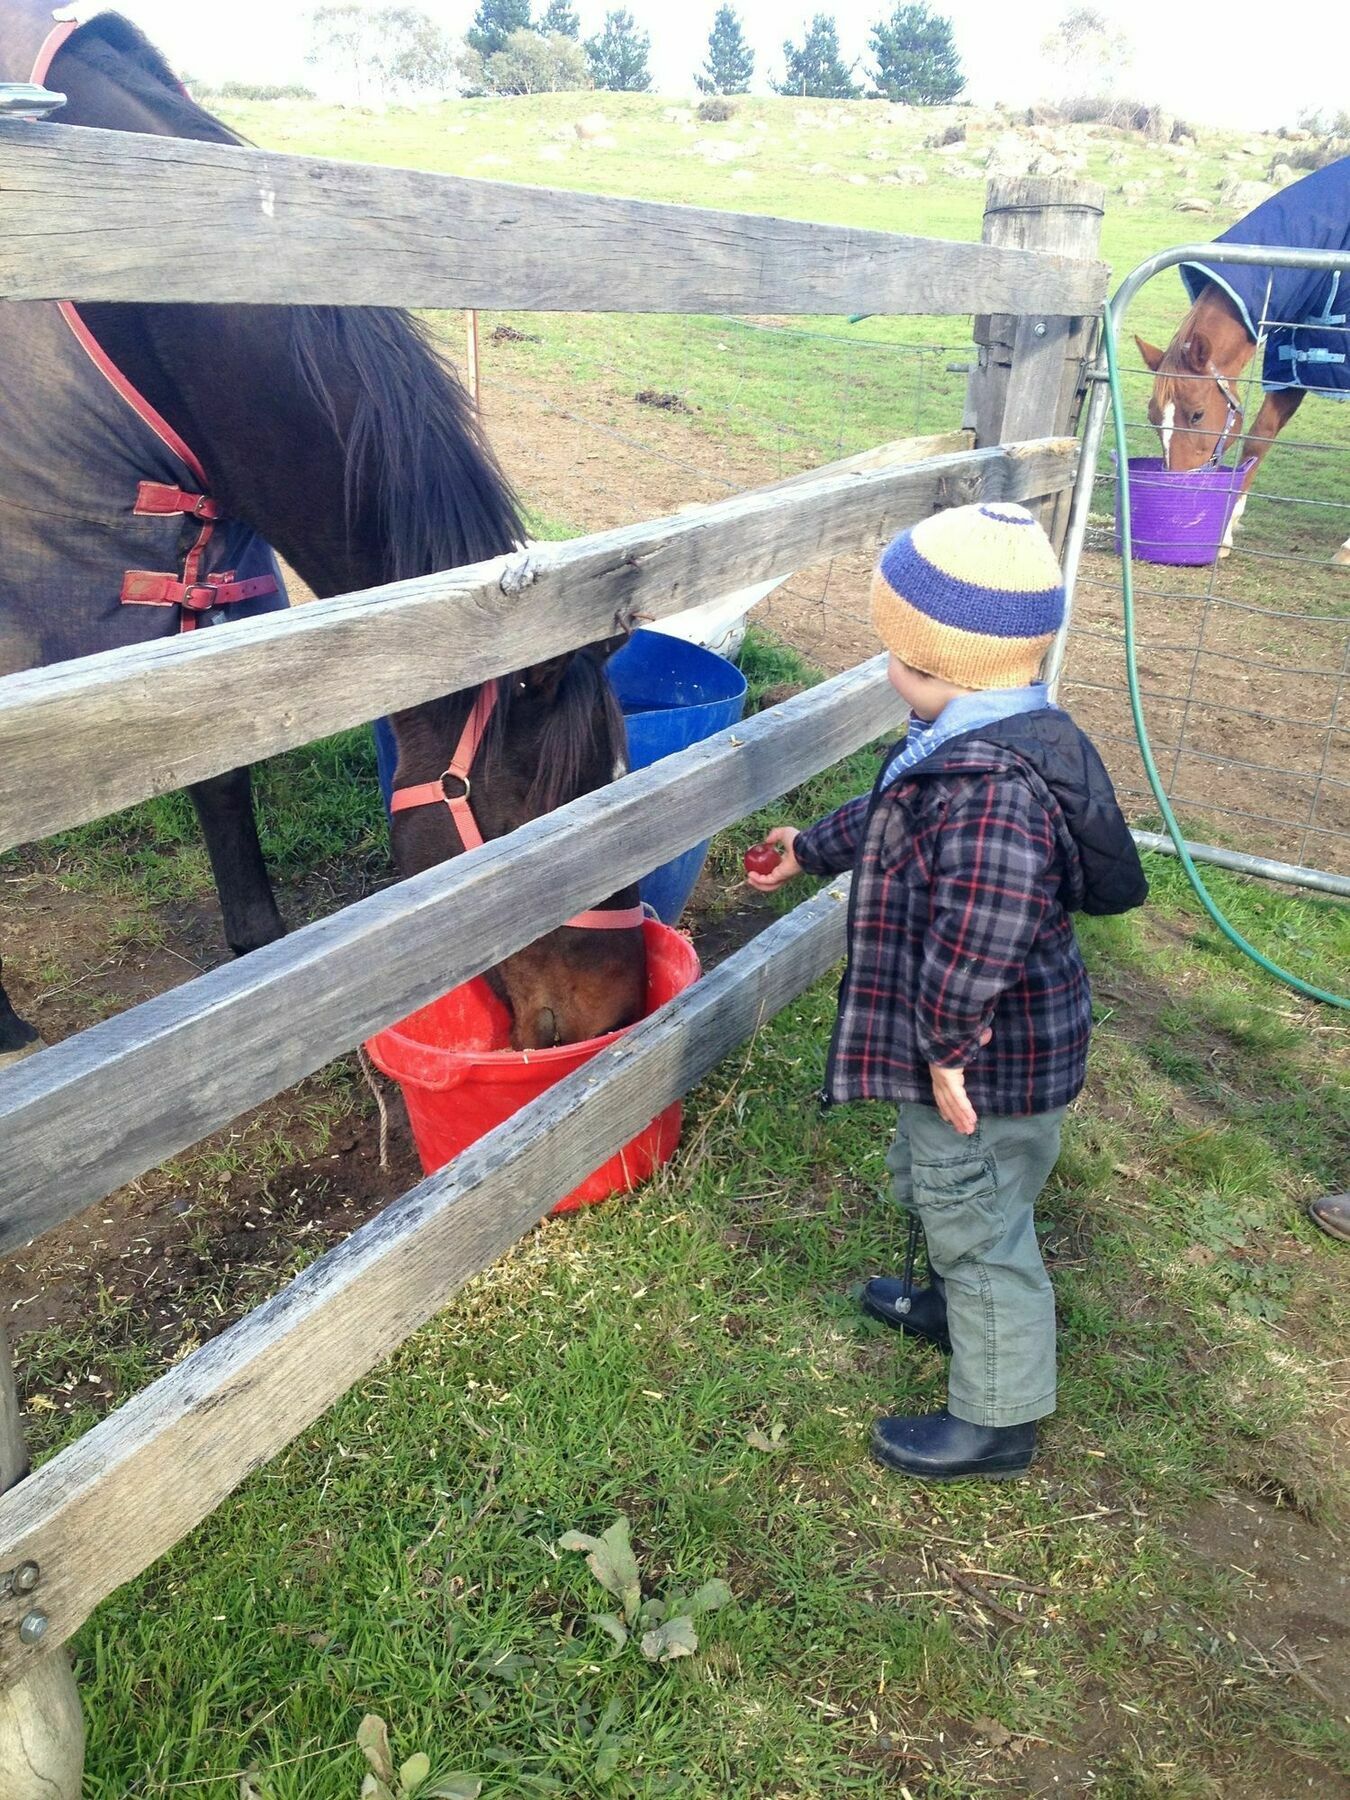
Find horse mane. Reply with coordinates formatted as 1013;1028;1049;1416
288;305;523;577
70;17;239;142
526;652;627;816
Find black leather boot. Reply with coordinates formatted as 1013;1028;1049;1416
860;1277;951;1350
870;1407;1037;1480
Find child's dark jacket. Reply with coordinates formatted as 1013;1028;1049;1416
795;709;1147;1116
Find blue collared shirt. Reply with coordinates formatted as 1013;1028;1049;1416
882;684;1056;789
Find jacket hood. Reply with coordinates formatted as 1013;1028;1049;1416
906;709;1149;918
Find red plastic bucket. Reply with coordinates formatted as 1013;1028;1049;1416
364;920;700;1212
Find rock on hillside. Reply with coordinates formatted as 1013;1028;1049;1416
1219;177;1275;210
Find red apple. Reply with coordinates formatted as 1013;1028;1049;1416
743;841;781;877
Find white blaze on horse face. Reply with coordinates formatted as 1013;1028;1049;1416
1159;400;1175;469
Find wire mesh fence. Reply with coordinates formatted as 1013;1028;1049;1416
1058;247;1350;883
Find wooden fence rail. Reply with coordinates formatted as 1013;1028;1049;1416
0;122;1108;315
0;660;896;1255
0;437;1075;853
0;873;851;1684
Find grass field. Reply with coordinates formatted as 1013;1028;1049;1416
3;93;1349;1799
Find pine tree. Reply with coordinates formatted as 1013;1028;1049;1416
585;9;652;91
466;0;532;62
695;5;755;96
869;3;965;104
775;13;859;99
537;0;580;37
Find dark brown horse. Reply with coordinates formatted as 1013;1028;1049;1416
0;14;645;1063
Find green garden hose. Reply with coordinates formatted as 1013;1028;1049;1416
1100;303;1348;1010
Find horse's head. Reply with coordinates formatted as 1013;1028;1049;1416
1136;330;1245;472
388;639;646;1052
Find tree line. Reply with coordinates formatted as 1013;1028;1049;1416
306;4;965;104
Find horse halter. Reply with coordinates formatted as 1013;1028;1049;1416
390;682;645;933
1206;367;1245;465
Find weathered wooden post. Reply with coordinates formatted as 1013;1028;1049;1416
965;175;1106;547
0;1327;84;1799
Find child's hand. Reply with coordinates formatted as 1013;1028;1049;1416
929;1029;993;1136
745;827;803;892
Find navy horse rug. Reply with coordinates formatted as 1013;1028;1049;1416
1181;157;1350;399
0;2;287;678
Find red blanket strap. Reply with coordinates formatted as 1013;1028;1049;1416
121;570;280;611
133;481;221;521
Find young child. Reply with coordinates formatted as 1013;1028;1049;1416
748;501;1147;1480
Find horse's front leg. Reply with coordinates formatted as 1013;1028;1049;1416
0;958;42;1067
1222;388;1305;556
189;766;286;957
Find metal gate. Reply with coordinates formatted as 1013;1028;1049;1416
1052;241;1350;899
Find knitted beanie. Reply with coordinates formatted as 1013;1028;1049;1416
869;501;1066;690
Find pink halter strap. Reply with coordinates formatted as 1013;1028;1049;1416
390;683;645;933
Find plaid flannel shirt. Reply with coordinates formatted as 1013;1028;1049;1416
796;737;1099;1117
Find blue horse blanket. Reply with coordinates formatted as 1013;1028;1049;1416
1180;157;1350;398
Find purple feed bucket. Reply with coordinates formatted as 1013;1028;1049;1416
1113;456;1257;567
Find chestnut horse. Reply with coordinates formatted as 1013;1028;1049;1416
1136;161;1350;566
1134;294;1328;557
0;12;645;1065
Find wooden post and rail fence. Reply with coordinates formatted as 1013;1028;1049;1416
0;115;1106;1796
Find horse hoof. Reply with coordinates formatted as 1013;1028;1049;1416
0;1036;45;1071
1332;547;1350;568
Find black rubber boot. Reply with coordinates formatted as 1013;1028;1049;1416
1309;1194;1350;1243
860;1277;951;1351
870;1407;1037;1480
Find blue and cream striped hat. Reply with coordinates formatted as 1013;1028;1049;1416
870;502;1065;690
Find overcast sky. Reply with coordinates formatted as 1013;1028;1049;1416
83;2;1350;131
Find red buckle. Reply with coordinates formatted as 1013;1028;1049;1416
134;481;220;521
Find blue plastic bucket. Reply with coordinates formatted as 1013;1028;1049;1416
373;716;398;811
371;630;746;924
607;630;747;923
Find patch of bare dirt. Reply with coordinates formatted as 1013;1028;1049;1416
7;1102;420;1391
1178;1491;1350;1722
